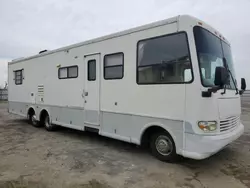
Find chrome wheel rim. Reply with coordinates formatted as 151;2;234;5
155;135;173;156
31;115;37;125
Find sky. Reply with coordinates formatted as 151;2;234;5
0;0;250;88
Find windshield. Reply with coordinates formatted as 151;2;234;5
194;26;236;89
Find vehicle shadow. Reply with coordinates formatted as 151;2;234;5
50;125;241;169
56;125;148;156
5;117;243;167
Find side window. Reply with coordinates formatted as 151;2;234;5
88;60;96;81
137;32;192;84
68;66;78;78
14;69;23;85
58;66;78;79
59;67;67;79
104;53;124;79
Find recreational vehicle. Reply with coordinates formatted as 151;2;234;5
8;15;246;161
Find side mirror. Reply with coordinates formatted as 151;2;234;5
239;78;246;95
241;78;246;90
214;67;229;87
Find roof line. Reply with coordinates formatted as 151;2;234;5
10;16;179;64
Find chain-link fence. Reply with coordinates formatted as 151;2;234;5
0;89;8;101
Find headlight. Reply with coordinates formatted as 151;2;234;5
198;121;217;132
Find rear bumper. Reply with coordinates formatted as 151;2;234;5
181;123;244;160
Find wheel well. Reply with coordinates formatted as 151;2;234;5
27;108;35;116
40;109;49;123
141;126;169;148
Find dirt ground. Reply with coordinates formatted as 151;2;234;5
0;101;250;188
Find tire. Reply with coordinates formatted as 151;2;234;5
28;113;41;128
150;131;178;162
44;114;56;131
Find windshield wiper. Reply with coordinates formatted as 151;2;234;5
223;58;238;95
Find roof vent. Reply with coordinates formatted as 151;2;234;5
39;50;48;54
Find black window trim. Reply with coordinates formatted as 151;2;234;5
136;31;194;85
193;26;234;89
14;69;23;85
58;65;78;79
87;59;96;81
103;52;124;80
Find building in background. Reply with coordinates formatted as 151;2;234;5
0;88;8;101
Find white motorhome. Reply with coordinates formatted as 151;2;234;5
8;15;246;162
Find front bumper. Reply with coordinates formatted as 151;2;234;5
181;123;244;160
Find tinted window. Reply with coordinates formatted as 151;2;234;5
58;66;78;79
104;53;124;79
137;33;192;84
104;66;123;79
14;70;23;85
194;26;236;89
88;60;96;81
68;66;78;78
222;41;237;88
59;68;67;79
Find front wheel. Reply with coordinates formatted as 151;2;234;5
150;131;178;162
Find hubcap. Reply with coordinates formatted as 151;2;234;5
155;135;173;156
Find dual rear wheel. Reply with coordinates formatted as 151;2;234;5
28;113;40;127
28;110;56;131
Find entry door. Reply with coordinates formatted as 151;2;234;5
83;54;101;126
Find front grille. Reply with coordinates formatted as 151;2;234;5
220;116;240;132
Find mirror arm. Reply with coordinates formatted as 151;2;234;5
208;86;221;93
239;90;245;95
221;85;226;95
202;86;222;98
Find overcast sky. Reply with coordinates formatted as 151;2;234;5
0;0;250;88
